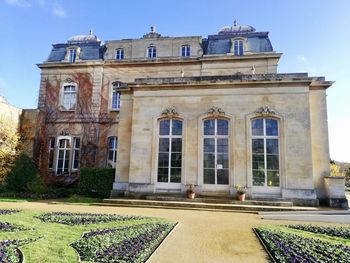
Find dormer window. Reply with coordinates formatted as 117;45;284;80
69;48;77;62
148;46;157;58
115;48;124;60
233;40;244;56
181;45;191;57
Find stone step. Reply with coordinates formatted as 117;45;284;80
101;198;317;212
144;195;294;207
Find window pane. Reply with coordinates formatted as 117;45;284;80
253;170;265;186
50;138;55;148
74;137;80;148
204;119;215;135
266;119;278;136
204;153;215;168
204;169;215;184
252;139;264;153
159;138;169;152
172;120;183;135
266;139;278;154
157;168;168;182
217;154;229;169
171;138;182;152
170;168;181;183
159;120;170;135
252;154;264;170
204;138;215;152
108;151;115;163
48;151;54;169
158;153;169;167
252;119;264;136
267;155;279;170
217;169;229;185
171;153;182;167
267;171;280;187
217;138;228;153
217;119;228;135
73;151;79;169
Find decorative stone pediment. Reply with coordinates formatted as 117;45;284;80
255;106;276;116
59;129;70;136
207;106;225;117
161;107;179;118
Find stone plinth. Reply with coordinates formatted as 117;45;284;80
324;176;348;208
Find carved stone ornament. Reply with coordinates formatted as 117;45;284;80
161;107;179;118
59;129;70;136
65;78;73;83
207;106;225;116
255;106;276;116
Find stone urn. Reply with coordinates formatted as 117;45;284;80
324;176;348;208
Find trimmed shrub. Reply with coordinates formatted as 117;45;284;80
5;153;39;192
78;168;115;198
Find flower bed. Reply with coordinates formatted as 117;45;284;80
35;212;146;225
71;222;176;262
0;222;30;232
286;224;350;239
255;227;350;262
0;238;39;263
0;209;21;215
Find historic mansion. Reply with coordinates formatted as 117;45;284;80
33;22;333;204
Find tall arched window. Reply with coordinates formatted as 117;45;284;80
203;119;229;185
157;119;183;183
251;118;280;187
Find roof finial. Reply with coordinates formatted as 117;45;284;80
233;18;237;27
89;29;93;35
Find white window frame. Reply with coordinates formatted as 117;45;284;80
147;46;157;58
107;136;118;168
56;136;71;175
251;118;280;188
181;45;191;57
111;85;121;111
72;137;81;170
232;38;245;56
61;83;77;111
157;119;183;185
115;48;124;60
203;118;230;185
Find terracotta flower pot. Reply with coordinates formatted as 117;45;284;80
237;193;246;201
187;192;195;199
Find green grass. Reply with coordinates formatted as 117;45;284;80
0;197;32;202
0;209;170;263
63;195;102;204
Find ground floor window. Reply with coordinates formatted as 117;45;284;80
107;136;118;168
157;119;183;183
251;118;280;187
203;118;229;185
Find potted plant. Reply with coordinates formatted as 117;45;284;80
235;184;247;201
186;184;196;199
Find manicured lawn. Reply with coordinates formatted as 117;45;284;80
0;197;32;202
255;225;350;262
0;209;176;263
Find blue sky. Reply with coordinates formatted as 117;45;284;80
0;0;349;162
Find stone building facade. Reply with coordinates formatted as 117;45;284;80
36;23;332;203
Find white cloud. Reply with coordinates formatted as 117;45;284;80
52;3;66;17
5;0;31;7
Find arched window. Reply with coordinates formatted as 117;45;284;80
181;45;190;57
203;118;229;185
61;84;77;110
107;136;118;168
157;119;183;183
251;118;280;187
148;46;157;58
115;48;124;60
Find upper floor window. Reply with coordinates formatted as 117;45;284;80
233;40;244;56
111;82;121;110
62;84;76;110
148;46;157;58
115;48;124;60
69;48;77;62
181;45;191;57
107;136;118;168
